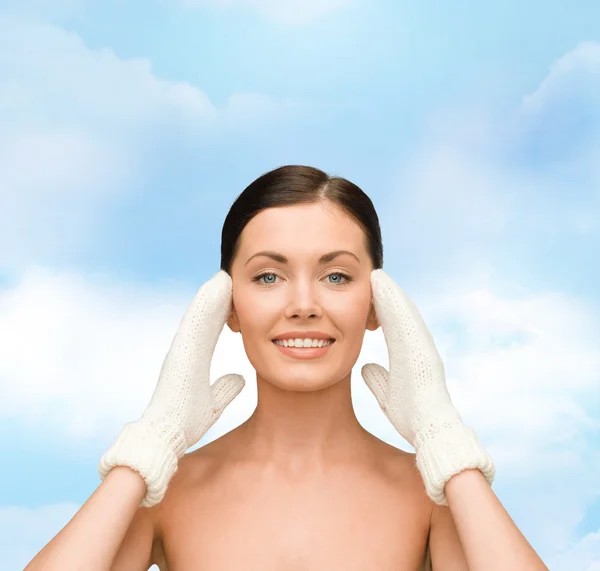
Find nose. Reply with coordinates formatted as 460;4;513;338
284;280;323;320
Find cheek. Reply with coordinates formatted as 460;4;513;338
234;289;280;330
327;288;372;326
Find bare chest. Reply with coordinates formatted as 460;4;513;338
157;465;431;571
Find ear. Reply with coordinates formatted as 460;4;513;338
226;303;241;333
365;300;380;331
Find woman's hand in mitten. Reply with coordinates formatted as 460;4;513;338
98;270;245;507
361;269;494;505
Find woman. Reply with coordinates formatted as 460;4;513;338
25;165;548;570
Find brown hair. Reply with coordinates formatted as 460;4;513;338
220;165;383;274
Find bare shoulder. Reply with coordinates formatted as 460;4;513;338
150;439;226;570
368;434;431;495
156;438;224;518
367;434;434;526
363;434;434;562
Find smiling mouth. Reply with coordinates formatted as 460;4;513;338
271;340;336;348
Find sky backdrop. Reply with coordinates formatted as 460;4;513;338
1;0;599;569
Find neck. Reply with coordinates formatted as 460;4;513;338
234;372;372;475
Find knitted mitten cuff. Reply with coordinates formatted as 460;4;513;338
98;421;181;508
414;419;495;506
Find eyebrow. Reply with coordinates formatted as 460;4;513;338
244;250;360;267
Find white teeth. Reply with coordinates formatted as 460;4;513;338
274;338;334;348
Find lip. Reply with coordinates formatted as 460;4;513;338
272;339;335;360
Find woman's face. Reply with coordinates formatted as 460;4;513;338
227;200;380;392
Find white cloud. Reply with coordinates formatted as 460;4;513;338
0;503;80;570
547;529;600;571
518;42;600;235
0;16;211;276
179;0;354;24
0;17;214;127
0;266;248;444
0;15;305;276
423;285;600;554
521;41;600;118
0;0;85;22
386;42;600;268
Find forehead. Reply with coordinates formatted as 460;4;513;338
238;201;366;252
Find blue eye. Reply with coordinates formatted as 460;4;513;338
253;271;352;286
326;272;351;284
255;273;278;285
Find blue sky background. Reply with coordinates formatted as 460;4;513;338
1;0;599;569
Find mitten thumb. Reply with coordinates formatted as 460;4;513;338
361;363;391;413
211;374;246;419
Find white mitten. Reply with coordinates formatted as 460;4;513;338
98;270;245;507
361;269;495;505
